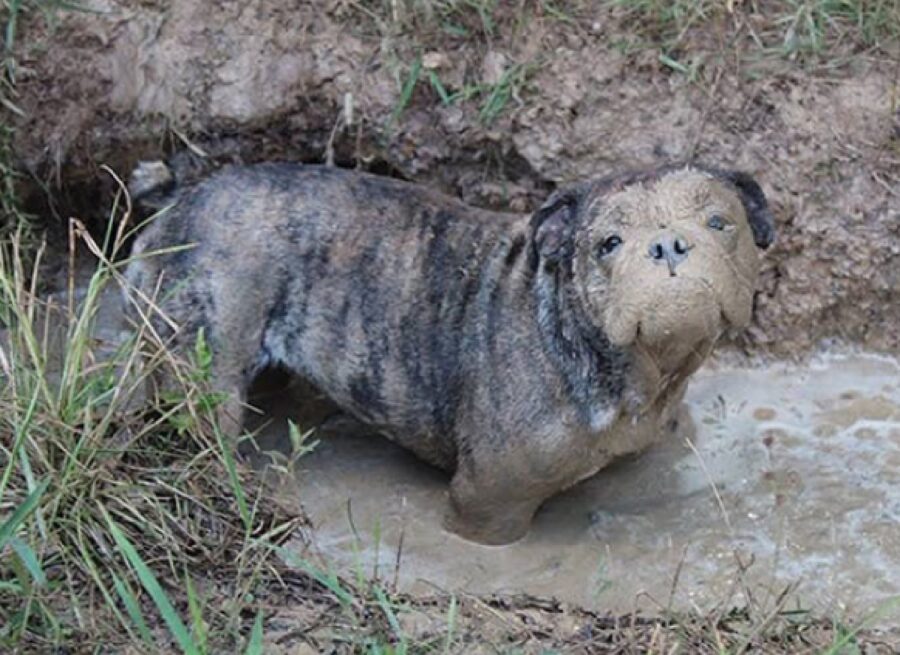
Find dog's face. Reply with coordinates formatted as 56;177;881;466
532;167;774;351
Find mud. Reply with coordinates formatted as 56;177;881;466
5;1;898;356
247;353;900;623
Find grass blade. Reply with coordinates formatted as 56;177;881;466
0;478;49;550
443;595;457;654
276;548;354;606
184;568;208;652
428;71;452;105
387;54;422;131
8;536;46;586
101;508;201;655
213;423;251;531
245;610;264;655
111;569;155;646
374;585;406;649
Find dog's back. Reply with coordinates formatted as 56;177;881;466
126;163;529;468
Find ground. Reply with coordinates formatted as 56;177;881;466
1;0;899;652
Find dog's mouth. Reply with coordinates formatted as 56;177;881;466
605;276;731;349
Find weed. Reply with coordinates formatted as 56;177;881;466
2;0;90;109
356;0;501;40
352;1;549;128
773;0;900;56
609;0;900;70
609;0;722;48
477;60;532;124
387;52;423;132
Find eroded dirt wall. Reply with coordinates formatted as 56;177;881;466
6;0;899;356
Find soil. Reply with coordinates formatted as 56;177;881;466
5;0;899;358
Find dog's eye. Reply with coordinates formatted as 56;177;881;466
707;215;728;231
597;235;623;258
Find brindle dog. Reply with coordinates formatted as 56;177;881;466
125;162;774;545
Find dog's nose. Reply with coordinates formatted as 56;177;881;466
648;234;690;276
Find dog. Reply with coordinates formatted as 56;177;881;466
125;161;774;544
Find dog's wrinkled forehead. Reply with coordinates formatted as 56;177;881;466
588;169;745;228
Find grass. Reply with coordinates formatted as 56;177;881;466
348;0;900;124
0;124;28;244
2;0;87;108
0;184;449;652
608;0;900;81
0;189;309;651
609;0;900;53
345;1;551;129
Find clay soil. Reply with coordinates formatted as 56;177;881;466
2;1;900;652
6;0;900;357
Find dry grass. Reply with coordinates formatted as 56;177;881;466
0;190;309;651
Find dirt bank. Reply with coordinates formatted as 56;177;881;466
5;3;900;353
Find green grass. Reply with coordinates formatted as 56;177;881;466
773;0;900;54
348;0;551;128
350;0;503;40
0;185;461;653
0;190;309;651
609;0;900;67
2;0;88;107
0;124;28;244
346;0;900;136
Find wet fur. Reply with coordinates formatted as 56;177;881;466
126;162;773;545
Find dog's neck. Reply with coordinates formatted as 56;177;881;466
628;335;716;414
533;264;717;426
533;265;630;422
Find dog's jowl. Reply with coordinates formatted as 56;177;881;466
126;162;774;545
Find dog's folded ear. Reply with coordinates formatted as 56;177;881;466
529;185;587;268
716;170;776;249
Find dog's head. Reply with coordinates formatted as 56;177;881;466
530;166;774;354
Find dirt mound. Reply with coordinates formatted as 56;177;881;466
6;1;900;356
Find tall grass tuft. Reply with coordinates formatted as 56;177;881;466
0;183;307;652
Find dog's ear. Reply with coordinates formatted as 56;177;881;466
716;170;775;249
529;185;586;268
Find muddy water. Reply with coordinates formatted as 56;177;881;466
249;354;900;618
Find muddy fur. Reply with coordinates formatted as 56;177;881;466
125;162;773;545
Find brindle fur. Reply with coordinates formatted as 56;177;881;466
125;162;774;545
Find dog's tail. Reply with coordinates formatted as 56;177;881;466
128;160;177;209
129;150;214;210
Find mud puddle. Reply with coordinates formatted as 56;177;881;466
250;354;900;618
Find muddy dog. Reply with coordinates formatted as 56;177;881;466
125;161;774;545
